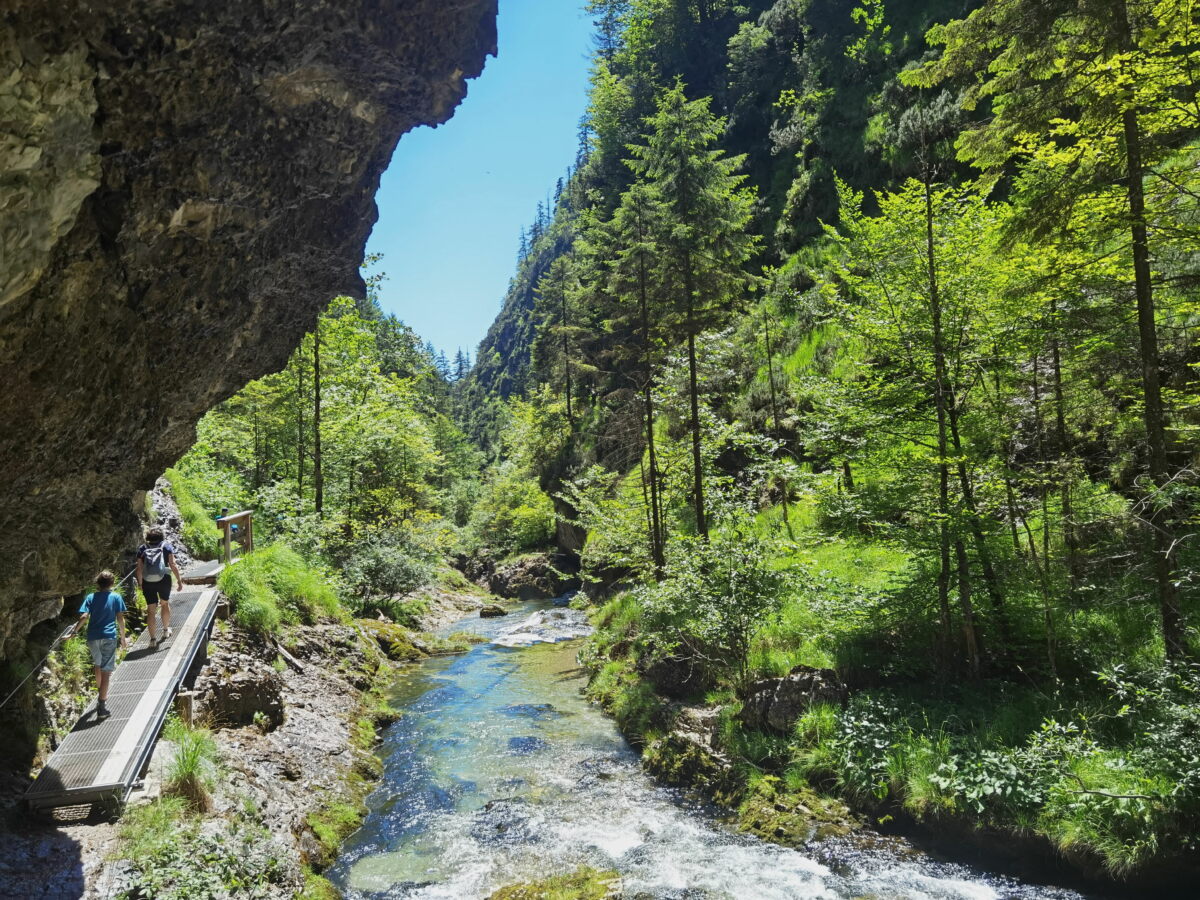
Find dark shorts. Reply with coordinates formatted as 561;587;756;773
143;578;171;604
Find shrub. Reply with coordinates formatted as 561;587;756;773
342;534;435;603
638;522;794;691
467;459;556;554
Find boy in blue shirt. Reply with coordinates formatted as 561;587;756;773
70;570;129;720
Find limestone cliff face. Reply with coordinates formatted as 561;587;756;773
0;1;496;657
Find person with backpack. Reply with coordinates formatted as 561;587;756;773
137;527;183;648
69;570;129;720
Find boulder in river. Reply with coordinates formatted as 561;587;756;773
480;604;508;618
506;736;548;755
470;797;540;846
739;665;848;734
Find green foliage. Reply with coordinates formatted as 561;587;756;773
163;467;226;560
219;545;342;635
341;532;436;604
299;870;341;900
162;716;219;813
53;635;94;695
468;458;556;555
116;799;286;900
636;521;794;690
585;655;670;743
306;799;366;871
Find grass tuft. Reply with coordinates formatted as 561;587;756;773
219;544;344;635
162;716;218;813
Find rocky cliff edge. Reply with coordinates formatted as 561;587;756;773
0;0;497;658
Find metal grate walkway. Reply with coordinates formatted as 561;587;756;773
182;559;225;585
25;588;219;811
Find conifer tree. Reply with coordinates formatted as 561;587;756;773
628;81;757;537
608;179;668;571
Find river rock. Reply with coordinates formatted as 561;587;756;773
470;797;540;846
739;665;848;734
193;653;285;731
480;604;508;618
506;736;548;755
641;652;715;700
0;0;496;672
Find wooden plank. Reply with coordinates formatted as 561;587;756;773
183;559;224;584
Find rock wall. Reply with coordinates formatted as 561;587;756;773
0;1;496;658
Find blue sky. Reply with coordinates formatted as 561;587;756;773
366;0;595;360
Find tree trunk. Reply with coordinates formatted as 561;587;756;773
1021;515;1058;679
1050;297;1079;591
938;469;954;663
296;355;305;504
1004;474;1023;555
687;327;707;539
683;255;707;539
926;178;958;662
252;404;262;490
956;538;982;677
313;319;324;519
638;244;665;574
1115;0;1184;659
763;310;794;540
561;268;573;426
947;403;1009;639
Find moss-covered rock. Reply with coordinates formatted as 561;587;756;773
359;619;427;662
358;619;480;662
487;867;621;899
643;732;741;802
736;776;857;846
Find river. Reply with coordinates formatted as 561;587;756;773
329;599;1096;899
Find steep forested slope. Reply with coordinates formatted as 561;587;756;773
464;0;974;436
459;0;1200;882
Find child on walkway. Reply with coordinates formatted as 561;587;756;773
137;527;183;648
70;571;128;720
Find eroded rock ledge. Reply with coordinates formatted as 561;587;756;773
0;0;496;657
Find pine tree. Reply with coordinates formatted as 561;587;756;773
453;349;470;383
628;81;758;538
587;0;629;61
608;179;668;572
534;255;582;426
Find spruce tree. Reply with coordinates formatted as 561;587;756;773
627;81;757;538
608;179;668;571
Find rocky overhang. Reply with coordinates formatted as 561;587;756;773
0;0;497;658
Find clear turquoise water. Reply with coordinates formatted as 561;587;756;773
328;601;1092;900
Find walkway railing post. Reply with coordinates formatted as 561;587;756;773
215;510;253;563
